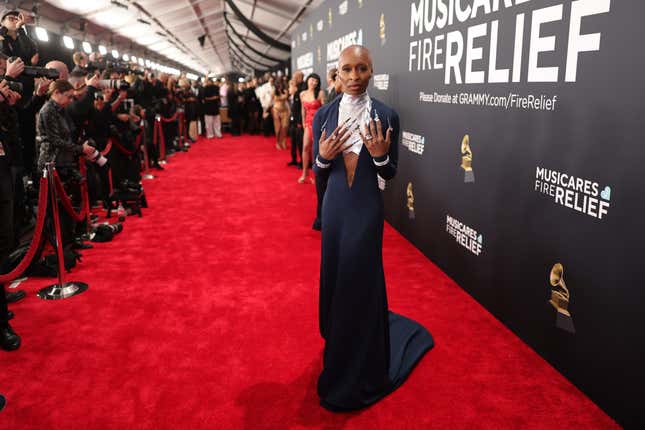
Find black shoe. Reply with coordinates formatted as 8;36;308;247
152;163;165;171
7;311;13;321
72;239;93;250
0;394;5;412
312;218;321;231
5;290;25;304
297;162;303;170
0;324;21;351
287;161;298;166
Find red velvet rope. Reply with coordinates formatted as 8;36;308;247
111;139;136;156
53;170;88;222
101;140;113;156
160;112;180;123
0;176;49;284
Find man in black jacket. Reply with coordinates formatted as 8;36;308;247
0;78;22;351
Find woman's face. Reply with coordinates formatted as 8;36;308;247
307;77;319;90
53;90;74;108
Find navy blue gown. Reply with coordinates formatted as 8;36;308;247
312;96;434;411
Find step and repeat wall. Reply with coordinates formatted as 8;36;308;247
292;0;643;427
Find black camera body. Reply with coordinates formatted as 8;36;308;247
4;80;23;94
6;56;60;79
22;66;60;79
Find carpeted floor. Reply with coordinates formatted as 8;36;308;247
1;135;619;429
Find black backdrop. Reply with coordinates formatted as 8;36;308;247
292;0;644;427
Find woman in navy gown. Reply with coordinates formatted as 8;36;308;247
312;45;434;411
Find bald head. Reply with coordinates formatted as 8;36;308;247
338;45;373;71
45;61;69;81
337;45;373;96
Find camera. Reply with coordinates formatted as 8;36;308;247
99;79;130;91
4;80;23;94
6;57;60;79
84;138;108;167
24;66;61;79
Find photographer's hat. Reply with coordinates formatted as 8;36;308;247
1;8;20;22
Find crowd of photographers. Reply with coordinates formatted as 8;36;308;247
0;6;303;368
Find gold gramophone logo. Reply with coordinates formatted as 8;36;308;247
358;0;364;8
309;24;314;40
406;182;415;219
460;134;475;183
328;8;333;27
379;13;386;46
317;46;322;64
549;263;576;334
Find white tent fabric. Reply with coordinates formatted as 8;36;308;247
39;0;324;75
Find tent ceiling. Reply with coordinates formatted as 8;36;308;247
34;0;324;75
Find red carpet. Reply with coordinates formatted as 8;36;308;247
2;135;618;429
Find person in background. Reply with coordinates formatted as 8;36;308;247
288;71;305;168
0;76;23;351
227;81;241;136
71;51;88;75
298;73;325;184
272;79;290;150
325;68;340;103
202;78;221;139
183;78;199;142
258;75;275;137
219;78;229;108
244;79;260;134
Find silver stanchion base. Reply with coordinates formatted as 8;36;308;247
37;282;89;300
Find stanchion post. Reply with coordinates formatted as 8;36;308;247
78;158;92;236
140;122;155;180
155;115;167;165
37;164;89;300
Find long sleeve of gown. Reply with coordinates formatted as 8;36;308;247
372;112;399;181
312;109;332;183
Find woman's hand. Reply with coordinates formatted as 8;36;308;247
318;122;353;160
82;142;96;156
359;118;392;159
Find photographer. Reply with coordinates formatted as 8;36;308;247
36;79;95;247
0;9;38;67
71;51;88;76
107;82;143;187
0;78;23;351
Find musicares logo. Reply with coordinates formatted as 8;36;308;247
534;167;611;220
374;74;390;91
401;131;425;155
446;215;483;256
